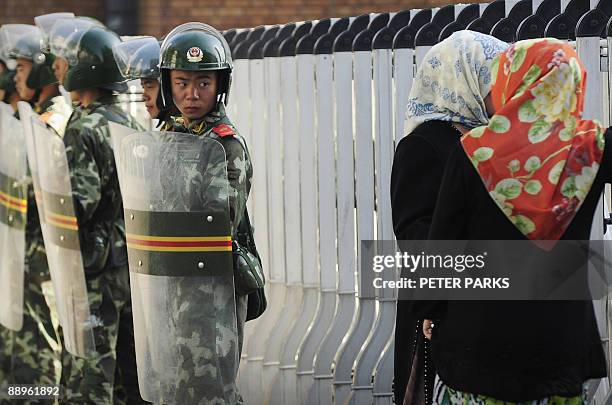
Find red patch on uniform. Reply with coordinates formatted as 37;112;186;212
212;124;235;137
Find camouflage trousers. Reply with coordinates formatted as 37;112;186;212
0;327;11;391
12;267;60;387
60;265;145;405
0;261;61;405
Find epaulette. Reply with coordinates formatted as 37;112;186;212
212;124;236;137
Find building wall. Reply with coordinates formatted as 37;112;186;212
0;0;488;38
0;0;104;25
139;0;488;37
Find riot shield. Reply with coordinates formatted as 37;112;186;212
31;118;95;358
112;129;240;404
19;102;44;225
109;121;138;157
0;107;26;331
0;102;13;116
19;101;57;337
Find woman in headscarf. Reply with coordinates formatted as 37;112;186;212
423;38;609;404
391;30;508;405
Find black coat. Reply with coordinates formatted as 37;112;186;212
391;120;461;404
417;130;612;401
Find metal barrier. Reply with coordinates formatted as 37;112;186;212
115;1;612;403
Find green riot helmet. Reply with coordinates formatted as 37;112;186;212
49;18;126;92
0;24;57;90
159;22;233;107
113;36;160;80
113;36;165;116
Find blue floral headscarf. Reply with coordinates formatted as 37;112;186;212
404;30;509;134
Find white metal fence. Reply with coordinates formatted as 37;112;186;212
120;0;612;403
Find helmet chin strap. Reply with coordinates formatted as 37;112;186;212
20;85;39;105
33;87;42;104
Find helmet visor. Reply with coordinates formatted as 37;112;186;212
35;12;76;52
0;24;45;62
113;36;160;80
49;18;96;65
35;12;76;34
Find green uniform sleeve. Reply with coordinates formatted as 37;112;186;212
64;125;102;223
220;136;251;236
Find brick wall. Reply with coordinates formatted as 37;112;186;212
0;0;487;39
139;0;488;37
0;0;104;25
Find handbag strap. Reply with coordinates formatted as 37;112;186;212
237;208;261;262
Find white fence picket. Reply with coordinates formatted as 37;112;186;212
313;47;358;405
333;45;378;405
297;50;338;403
267;51;305;405
371;36;398;403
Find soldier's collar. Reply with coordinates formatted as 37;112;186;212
81;94;121;113
179;103;227;135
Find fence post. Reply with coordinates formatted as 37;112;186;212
370;25;401;405
257;22;295;405
344;24;382;405
273;21;315;405
302;17;358;405
242;26;280;404
293;18;337;404
331;18;377;405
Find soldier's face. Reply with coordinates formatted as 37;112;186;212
69;91;80;102
52;57;69;84
15;59;35;101
170;70;218;121
141;78;160;118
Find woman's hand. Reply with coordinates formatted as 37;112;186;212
423;319;434;340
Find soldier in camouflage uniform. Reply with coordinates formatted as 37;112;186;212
0;59;18;395
158;22;252;403
46;19;146;404
0;23;72;392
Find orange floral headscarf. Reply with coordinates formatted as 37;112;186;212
462;38;606;240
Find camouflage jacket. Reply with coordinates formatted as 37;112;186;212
64;95;144;275
25;92;72;267
161;104;253;238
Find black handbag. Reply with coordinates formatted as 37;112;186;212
233;210;267;321
404;320;435;405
